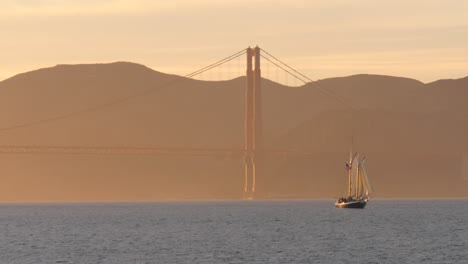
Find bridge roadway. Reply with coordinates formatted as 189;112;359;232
0;145;316;157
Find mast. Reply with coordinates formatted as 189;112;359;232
347;137;355;197
356;160;360;198
347;151;352;197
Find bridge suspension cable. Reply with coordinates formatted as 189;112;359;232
185;49;246;79
261;48;360;111
261;48;313;83
0;46;363;156
260;54;309;84
0;49;247;133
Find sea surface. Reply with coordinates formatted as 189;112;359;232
1;200;467;264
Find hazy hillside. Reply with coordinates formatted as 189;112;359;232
0;62;244;148
0;62;467;201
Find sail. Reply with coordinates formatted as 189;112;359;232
358;160;374;195
357;168;365;198
338;151;374;206
350;153;359;197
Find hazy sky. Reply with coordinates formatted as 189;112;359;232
1;0;467;82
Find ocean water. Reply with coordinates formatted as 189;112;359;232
1;200;467;264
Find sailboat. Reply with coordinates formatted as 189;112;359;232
335;152;374;209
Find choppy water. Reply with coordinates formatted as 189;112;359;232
1;200;467;264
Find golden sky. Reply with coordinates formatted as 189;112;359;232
1;0;467;82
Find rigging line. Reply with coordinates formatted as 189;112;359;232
260;55;308;84
0;49;247;133
260;48;313;82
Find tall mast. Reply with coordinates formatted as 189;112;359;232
347;150;352;197
356;159;360;198
348;136;354;197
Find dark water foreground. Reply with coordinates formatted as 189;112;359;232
1;200;467;263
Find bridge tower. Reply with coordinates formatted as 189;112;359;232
244;46;262;199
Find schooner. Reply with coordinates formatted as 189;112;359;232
335;152;374;209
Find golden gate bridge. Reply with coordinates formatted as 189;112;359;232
0;46;352;199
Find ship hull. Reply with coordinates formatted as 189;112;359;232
335;199;367;209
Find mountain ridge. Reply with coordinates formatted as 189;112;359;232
0;62;467;201
4;61;467;85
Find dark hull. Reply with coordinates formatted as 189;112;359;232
335;200;367;209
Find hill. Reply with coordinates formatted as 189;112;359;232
0;62;467;201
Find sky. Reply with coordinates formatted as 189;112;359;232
1;0;467;83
